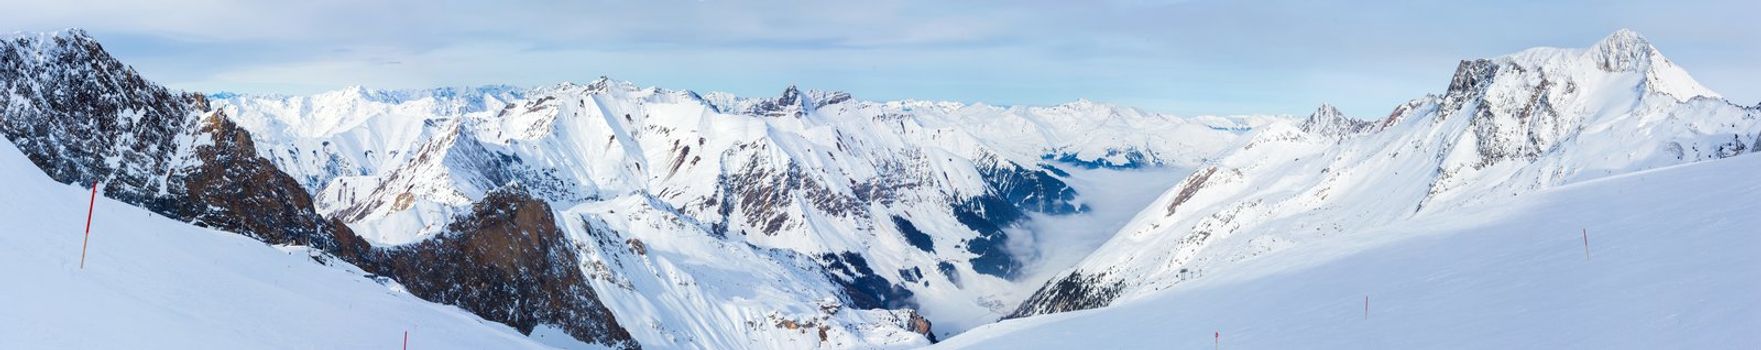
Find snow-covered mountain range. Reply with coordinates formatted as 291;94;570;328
3;27;1755;349
208;76;1255;345
2;28;1258;349
1010;29;1761;318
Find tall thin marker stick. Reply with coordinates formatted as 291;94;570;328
403;330;409;350
1364;295;1369;320
80;181;97;269
1582;228;1590;260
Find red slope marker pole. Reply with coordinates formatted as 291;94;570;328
403;330;409;350
80;181;97;269
1214;331;1219;350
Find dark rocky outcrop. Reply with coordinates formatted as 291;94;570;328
349;187;637;349
747;85;809;118
0;30;348;250
892;216;935;252
954;195;1024;279
975;154;1085;215
1165;166;1219;216
1004;271;1124;319
819;252;915;310
904;310;937;342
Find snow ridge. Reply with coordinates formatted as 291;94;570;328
1010;29;1761;318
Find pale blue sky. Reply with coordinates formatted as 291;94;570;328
7;0;1759;117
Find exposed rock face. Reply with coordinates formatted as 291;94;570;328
0;30;347;250
975;153;1085;215
352;186;637;349
182;111;363;249
1004;272;1123;319
746;86;811;118
1;30;635;349
1299;104;1374;139
1164;166;1219;216
819;251;916;310
904;310;937;342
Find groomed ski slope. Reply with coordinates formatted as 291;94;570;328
0;141;571;349
937;153;1761;349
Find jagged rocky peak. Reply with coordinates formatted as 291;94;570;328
535;76;643;96
778;84;802;105
746;84;849;117
584;75;618;91
1301;103;1344;128
1299;103;1372;138
808;89;853;107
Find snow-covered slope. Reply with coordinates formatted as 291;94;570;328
1011;29;1761;317
210;76;1254;344
0;136;562;349
941;151;1761;349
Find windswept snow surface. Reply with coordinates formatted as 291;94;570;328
938;154;1761;349
0;140;570;349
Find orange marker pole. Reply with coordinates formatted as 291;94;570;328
80;181;97;269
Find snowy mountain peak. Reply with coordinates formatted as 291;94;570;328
1588;28;1655;72
1299;103;1371;138
745;84;812;117
4;27;90;41
1440;29;1718;117
1307;103;1343;120
1578;29;1717;100
583;75;618;91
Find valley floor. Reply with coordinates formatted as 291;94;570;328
936;154;1761;349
